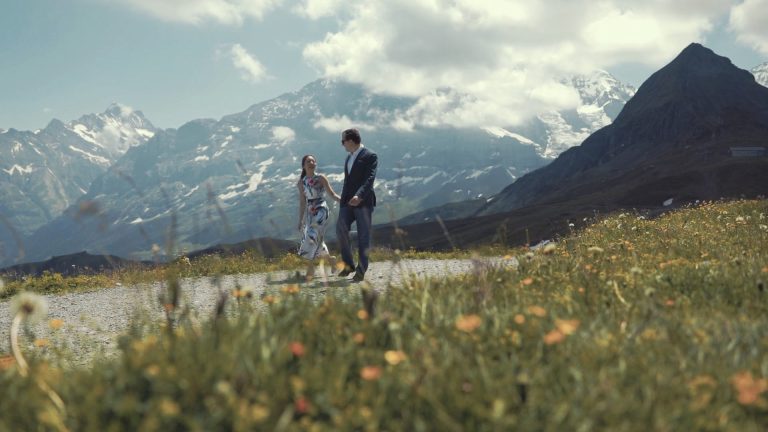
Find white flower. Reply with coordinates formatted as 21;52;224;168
10;292;49;324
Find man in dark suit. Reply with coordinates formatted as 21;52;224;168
336;128;378;282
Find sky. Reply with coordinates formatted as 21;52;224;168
1;0;767;132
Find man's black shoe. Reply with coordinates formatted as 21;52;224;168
337;268;354;277
352;271;365;282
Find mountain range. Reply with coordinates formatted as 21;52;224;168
379;43;768;250
1;71;633;265
0;105;155;263
2;46;766;267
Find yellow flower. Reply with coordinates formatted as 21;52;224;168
159;398;180;417
527;305;547;317
357;310;369;320
455;314;482;332
384;350;407;365
554;319;580;335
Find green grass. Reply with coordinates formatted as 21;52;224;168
2;199;767;430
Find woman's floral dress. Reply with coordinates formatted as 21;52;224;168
298;174;330;259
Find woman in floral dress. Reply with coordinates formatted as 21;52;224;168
297;155;340;277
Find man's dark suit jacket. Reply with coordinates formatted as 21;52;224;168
341;147;378;208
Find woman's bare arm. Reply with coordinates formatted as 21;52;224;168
319;175;341;202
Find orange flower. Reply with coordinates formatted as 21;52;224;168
262;295;278;305
361;366;383;381
521;277;534;286
357;310;369;320
49;319;64;330
731;371;768;405
384;350;407;365
282;284;300;294
353;332;365;344
513;314;526;325
527;305;547;317
0;355;15;370
554;319;580;335
455;314;482;332
289;342;306;357
665;299;675;307
543;330;565;345
762;266;768;273
34;339;49;348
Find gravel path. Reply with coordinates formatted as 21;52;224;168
0;258;511;363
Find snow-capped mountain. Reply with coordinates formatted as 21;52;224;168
14;74;633;264
490;70;636;158
753;62;768;87
0;107;156;261
67;103;156;159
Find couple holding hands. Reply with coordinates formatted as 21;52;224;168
296;128;377;282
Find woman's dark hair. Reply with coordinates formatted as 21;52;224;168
300;154;315;179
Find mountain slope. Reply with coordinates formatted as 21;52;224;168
480;43;768;216
0;107;156;262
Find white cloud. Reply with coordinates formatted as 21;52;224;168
110;0;284;25
293;0;345;19
729;0;768;54
271;126;296;144
313;115;377;132
301;0;735;128
230;44;269;83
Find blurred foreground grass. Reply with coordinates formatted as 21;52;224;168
1;199;767;431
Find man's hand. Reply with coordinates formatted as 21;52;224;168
348;196;362;206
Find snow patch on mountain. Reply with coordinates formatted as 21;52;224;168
753;62;768;87
3;164;35;175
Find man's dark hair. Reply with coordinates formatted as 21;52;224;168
342;128;361;144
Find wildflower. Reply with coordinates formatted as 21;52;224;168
282;284;300;294
524;252;534;261
294;397;310;414
34;339;49;348
731;371;768;405
289;342;306;357
10;292;49;324
0;355;15;370
360;366;383;381
262;295;278;305
554;319;580;335
353;332;365;344
159;398;180;417
49;319;64;330
527;305;547;317
513;314;526;325
455;314;482;332
384;350;407;365
762;266;768;274
335;261;347;272
357;309;369;320
503;255;514;260
521;277;534;286
665;299;675;307
543;330;565;345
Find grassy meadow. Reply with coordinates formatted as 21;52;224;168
1;199;768;430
